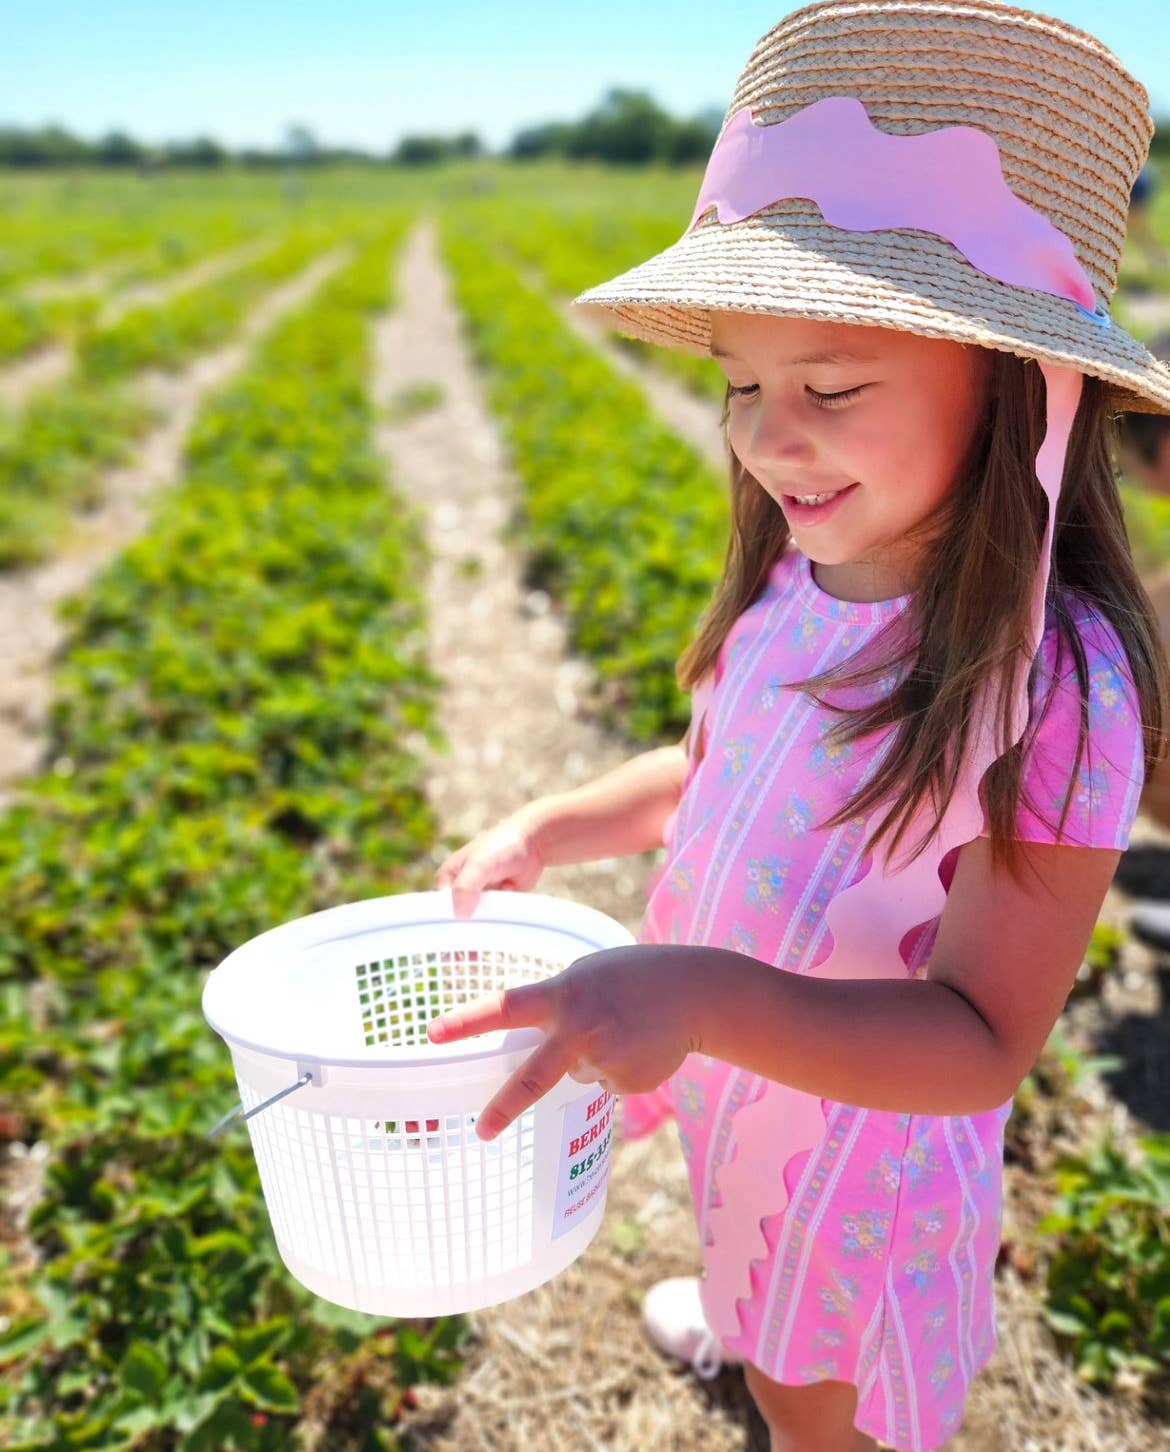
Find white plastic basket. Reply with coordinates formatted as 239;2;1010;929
201;888;635;1317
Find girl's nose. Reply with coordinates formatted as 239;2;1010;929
748;397;816;468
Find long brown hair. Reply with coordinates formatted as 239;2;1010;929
676;351;1170;888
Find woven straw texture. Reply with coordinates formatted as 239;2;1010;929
571;0;1170;416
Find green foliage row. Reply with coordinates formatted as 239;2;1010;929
464;198;726;401
440;216;729;742
0;292;98;366
0;218;472;1449
1037;1132;1170;1389
0;218;285;365
0;224;351;571
0;198;272;292
0;378;159;567
507;87;716;167
74;224;341;379
1118;480;1170;580
1010;1027;1170;1401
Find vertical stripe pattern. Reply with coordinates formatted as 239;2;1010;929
621;543;1144;1449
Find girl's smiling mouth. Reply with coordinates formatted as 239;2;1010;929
781;481;861;524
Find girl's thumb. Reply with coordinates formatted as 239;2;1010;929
450;881;481;920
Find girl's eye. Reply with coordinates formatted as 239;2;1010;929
808;386;864;409
728;384;865;409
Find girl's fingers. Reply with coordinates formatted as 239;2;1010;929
428;979;554;1043
474;1035;576;1141
567;1060;605;1085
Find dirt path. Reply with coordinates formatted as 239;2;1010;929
370;216;762;1451
378;225;1165;1450
0;245;351;809
21;264;124;302
0;344;72;411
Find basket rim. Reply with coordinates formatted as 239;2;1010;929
201;889;636;1069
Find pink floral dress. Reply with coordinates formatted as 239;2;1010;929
622;542;1145;1451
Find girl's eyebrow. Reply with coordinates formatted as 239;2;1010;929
711;346;877;365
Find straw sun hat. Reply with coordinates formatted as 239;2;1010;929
571;0;1170;418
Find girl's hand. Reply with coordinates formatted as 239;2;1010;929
426;944;702;1141
433;807;550;920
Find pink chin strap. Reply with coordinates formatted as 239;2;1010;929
682;96;1086;1352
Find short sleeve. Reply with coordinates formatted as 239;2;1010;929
980;605;1146;849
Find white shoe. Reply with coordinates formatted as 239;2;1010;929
642;1275;745;1379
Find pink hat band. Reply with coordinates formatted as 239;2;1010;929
688;96;1109;328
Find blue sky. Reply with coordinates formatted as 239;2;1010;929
4;1;1168;154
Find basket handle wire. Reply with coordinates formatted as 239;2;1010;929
207;1071;313;1141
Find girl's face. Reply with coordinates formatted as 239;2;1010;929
710;310;995;602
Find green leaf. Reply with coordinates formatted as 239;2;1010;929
0;1313;51;1363
1098;1310;1134;1338
240;1360;299;1413
195;1344;243;1391
189;1229;251;1267
113;1402;169;1437
234;1317;291;1365
120;1340;168;1397
1043;1309;1087;1337
397;1327;430;1360
609;1216;645;1260
170;1389;228;1436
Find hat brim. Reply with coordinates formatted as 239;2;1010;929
571;206;1170;417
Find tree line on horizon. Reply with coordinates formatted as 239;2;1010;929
0;91;726;171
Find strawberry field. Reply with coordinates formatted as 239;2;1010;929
2;161;1169;1451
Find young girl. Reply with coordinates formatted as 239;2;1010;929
429;2;1170;1447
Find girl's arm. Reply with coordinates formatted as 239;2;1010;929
690;834;1121;1116
516;744;689;865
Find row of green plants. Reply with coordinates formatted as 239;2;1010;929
441;219;1170;1402
441;211;729;743
0;291;100;367
0;379;158;566
0;188;281;289
0;217;277;365
1011;1020;1170;1397
0;223;351;570
0;216;475;1450
464;197;726;401
73;224;340;379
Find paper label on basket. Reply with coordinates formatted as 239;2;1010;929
551;1087;614;1240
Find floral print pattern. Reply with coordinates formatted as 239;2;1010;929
621;544;1144;1450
